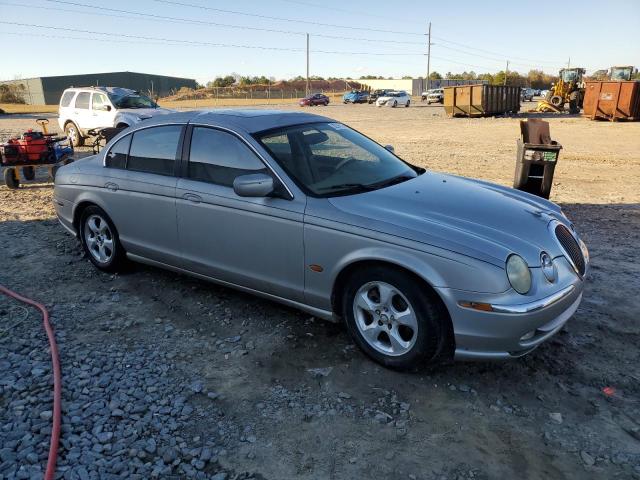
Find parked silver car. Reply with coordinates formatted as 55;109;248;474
54;110;588;369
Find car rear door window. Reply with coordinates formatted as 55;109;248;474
105;134;131;169
127;125;181;176
74;92;90;109
60;91;75;107
187;127;266;187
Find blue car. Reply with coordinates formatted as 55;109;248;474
343;90;369;104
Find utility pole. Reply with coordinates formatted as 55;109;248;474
306;33;310;96
567;57;571;69
426;21;432;91
504;60;509;85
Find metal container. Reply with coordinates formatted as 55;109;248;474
443;85;521;117
583;81;640;121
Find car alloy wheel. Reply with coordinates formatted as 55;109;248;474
352;281;418;356
84;214;115;264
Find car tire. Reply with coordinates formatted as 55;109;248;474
392;100;398;108
4;167;19;189
21;166;35;180
79;206;127;273
342;266;446;370
405;100;410;107
65;122;84;147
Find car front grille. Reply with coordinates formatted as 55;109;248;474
555;224;585;276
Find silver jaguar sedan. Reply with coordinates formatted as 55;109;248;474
54;110;588;369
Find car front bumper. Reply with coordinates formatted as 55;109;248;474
435;270;585;360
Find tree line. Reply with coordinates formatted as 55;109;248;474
204;70;561;89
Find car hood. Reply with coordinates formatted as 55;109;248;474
327;171;567;267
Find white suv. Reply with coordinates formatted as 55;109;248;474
58;87;172;146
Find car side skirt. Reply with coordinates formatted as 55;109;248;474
126;253;337;322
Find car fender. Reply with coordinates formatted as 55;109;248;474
113;111;138;128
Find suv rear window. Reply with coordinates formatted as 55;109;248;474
60;91;75;107
75;92;90;109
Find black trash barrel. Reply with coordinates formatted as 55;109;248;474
513;139;562;199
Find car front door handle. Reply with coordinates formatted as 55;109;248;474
182;193;202;203
105;182;119;191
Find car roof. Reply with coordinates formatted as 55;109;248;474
138;109;335;134
63;86;138;95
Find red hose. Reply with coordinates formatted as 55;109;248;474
0;285;61;480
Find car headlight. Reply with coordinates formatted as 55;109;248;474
579;238;589;264
506;254;531;294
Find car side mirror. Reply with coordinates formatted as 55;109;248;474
103;105;112;111
233;173;274;197
384;145;395;153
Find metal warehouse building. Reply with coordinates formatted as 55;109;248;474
0;71;197;105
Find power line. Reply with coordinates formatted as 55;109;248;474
0;21;427;56
432;35;563;66
35;0;425;45
434;43;563;70
150;0;426;36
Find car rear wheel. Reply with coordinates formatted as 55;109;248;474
342;266;445;370
79;206;126;272
392;100;398;107
405;100;410;107
65;122;84;147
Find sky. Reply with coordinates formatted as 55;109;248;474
1;0;639;84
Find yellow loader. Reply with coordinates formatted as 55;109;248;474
535;67;586;114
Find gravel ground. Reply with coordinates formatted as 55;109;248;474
1;106;639;479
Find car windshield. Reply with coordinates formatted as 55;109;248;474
108;92;157;109
256;122;419;197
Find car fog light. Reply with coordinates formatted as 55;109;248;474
520;330;536;341
540;252;556;283
506;254;531;294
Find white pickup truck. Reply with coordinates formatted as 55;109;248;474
421;88;444;104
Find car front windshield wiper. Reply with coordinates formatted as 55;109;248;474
318;174;415;194
317;183;377;193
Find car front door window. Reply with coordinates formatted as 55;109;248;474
187;127;267;187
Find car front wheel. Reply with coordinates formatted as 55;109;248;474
79;206;126;272
342;266;446;369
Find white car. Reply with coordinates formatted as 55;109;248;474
58;87;172;146
376;91;411;107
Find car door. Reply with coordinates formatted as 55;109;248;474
176;125;305;301
89;92;115;129
99;125;183;266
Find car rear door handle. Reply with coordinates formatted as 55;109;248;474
182;193;202;203
105;182;119;191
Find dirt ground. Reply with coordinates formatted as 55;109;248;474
1;103;639;479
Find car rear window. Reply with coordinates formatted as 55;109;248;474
128;125;182;176
60;91;75;107
74;92;90;109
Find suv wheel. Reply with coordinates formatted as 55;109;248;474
342;266;446;370
65;122;84;147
